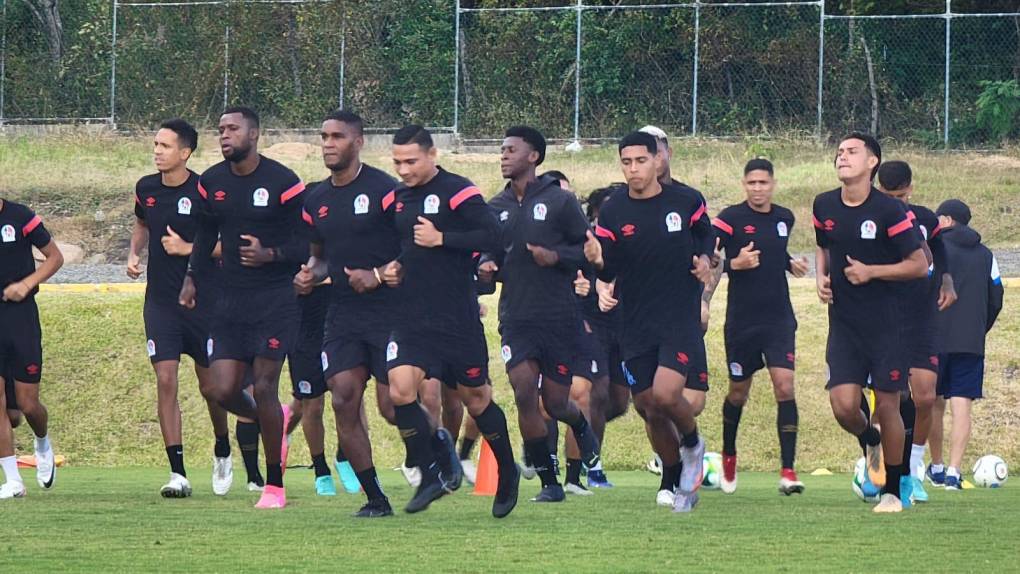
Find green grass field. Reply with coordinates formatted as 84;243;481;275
1;468;1016;572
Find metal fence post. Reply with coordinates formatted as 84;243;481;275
223;25;230;109
339;8;346;109
572;0;582;144
816;0;825;140
943;0;951;148
453;0;461;137
691;0;700;136
1;0;7;127
109;0;118;128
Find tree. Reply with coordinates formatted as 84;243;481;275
19;0;64;66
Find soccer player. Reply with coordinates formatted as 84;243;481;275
294;109;402;516
179;106;306;509
712;158;809;495
480;127;601;502
876;160;958;502
813;133;928;513
0;196;64;499
382;125;519;517
586;131;713;513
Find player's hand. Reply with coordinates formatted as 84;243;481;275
178;275;197;309
574;270;591;297
938;278;958;311
126;251;144;279
382;260;403;287
730;242;760;271
843;255;872;285
293;264;316;296
344;266;381;294
414;216;443;248
595;279;618;312
790;256;810;278
691;254;713;284
2;281;31;303
477;260;499;283
711;237;723;269
816;273;833;304
239;234;273;267
526;243;559;267
161;226;192;256
583;230;603;269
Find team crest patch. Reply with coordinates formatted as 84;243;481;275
207;338;214;357
533;203;547;221
387;341;399;361
177;197;192;215
354;193;370;215
1;224;15;243
253;188;270;207
777;221;788;237
146;339;156;357
500;210;509;222
424;194;441;214
321;351;329;372
729;362;743;377
860;220;877;239
591;360;599;375
665;212;683;232
501;345;512;363
298;381;312;395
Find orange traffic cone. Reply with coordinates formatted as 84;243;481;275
472;439;499;496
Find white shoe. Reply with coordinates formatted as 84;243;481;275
212;456;233;496
247;482;265;493
159;473;192;498
656;489;675;507
565;482;594;496
461;459;477;485
35;448;55;490
672;490;699;513
873;493;903;513
678;438;705;493
647;455;663;475
0;481;27;499
399;464;421;488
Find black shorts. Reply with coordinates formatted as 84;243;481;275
724;321;797;382
825;316;908;393
208;284;301;365
573;319;607;383
904;309;939;373
621;335;707;396
322;330;391;386
590;320;626;387
144;299;211;368
0;300;43;384
937;353;984;399
3;368;17;411
500;323;577;386
288;287;329;399
388;328;489;389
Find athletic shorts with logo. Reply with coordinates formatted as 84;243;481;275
724;321;796;382
144;297;214;368
825;316;908;393
905;302;940;373
208;284;301;364
590;321;626;387
621;334;707;395
500;323;577;386
387;328;489;389
0;300;43;384
573;319;607;382
289;286;329;399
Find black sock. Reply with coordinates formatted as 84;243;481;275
884;463;903;498
473;402;516;471
681;428;700;449
266;461;283;488
856;393;872;457
236;421;263;486
356;466;386;501
567;414;589;443
336;445;348;463
524;438;559;488
722;399;743;456
900;395;916;471
213;434;230;458
394;403;436;471
660;462;681;492
857;426;881;449
566;458;582;485
458;437;477;461
311;453;331;478
166;445;186;477
545;418;559;457
777;399;799;470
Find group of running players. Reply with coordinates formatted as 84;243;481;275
0;106;955;516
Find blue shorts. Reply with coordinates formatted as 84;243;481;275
937;353;984;399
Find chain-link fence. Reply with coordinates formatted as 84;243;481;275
1;0;1020;147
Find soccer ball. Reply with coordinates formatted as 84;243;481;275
852;457;879;502
972;455;1008;488
702;452;723;490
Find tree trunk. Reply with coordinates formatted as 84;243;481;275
860;34;879;135
285;9;303;100
19;0;64;66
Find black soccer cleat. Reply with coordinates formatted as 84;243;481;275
405;467;447;514
578;430;602;473
530;484;566;503
354;497;394;518
435;428;463;493
492;464;521;519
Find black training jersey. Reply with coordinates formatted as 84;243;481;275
594;184;712;350
302;164;401;333
0;200;52;305
813;187;922;329
192;156;305;290
389;167;498;334
487;175;591;327
713;202;796;327
134;171;213;305
903;203;946;325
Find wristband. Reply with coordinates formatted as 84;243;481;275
373;267;383;284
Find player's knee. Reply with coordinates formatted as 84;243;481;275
772;381;795;403
7;410;22;428
912;386;936;410
726;386;750;407
305;397;325;418
155;374;179;397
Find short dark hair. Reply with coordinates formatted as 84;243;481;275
542;170;568;183
393;124;433;149
222;106;260;129
160;118;198;152
585;183;626;221
744;158;774;176
877;160;912;191
936;199;971;225
841;131;882;180
618;131;658;156
505;126;546;166
324;109;364;135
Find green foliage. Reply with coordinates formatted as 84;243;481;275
976;79;1020;142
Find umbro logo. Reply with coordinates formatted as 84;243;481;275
214;190;227;201
743;225;756;234
396;202;404;212
698;372;708;383
557;364;569;376
465;367;482;379
268;338;281;350
824;219;835;231
621;224;637;237
26;364;40;375
145;197;156;207
677;352;689;365
787;352;796;364
318;205;329;218
890;369;901;382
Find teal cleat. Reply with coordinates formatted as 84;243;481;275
899;475;913;509
910;476;929;503
315;475;337;496
335;459;361;494
861;475;881;500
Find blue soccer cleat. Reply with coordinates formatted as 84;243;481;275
899;475;913;509
587;469;614;489
335;459;361;494
315;475;337;496
926;464;946;487
861;475;881;499
911;476;929;503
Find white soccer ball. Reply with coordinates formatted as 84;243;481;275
972;455;1008;488
702;452;722;490
852;457;879;502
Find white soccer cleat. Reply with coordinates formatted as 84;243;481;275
565;482;594;496
678;437;706;494
461;459;477;485
212;456;233;496
873;493;903;513
656;489;675;507
35;447;55;490
0;481;27;499
672;490;699;513
160;473;192;498
400;464;422;488
247;482;265;493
